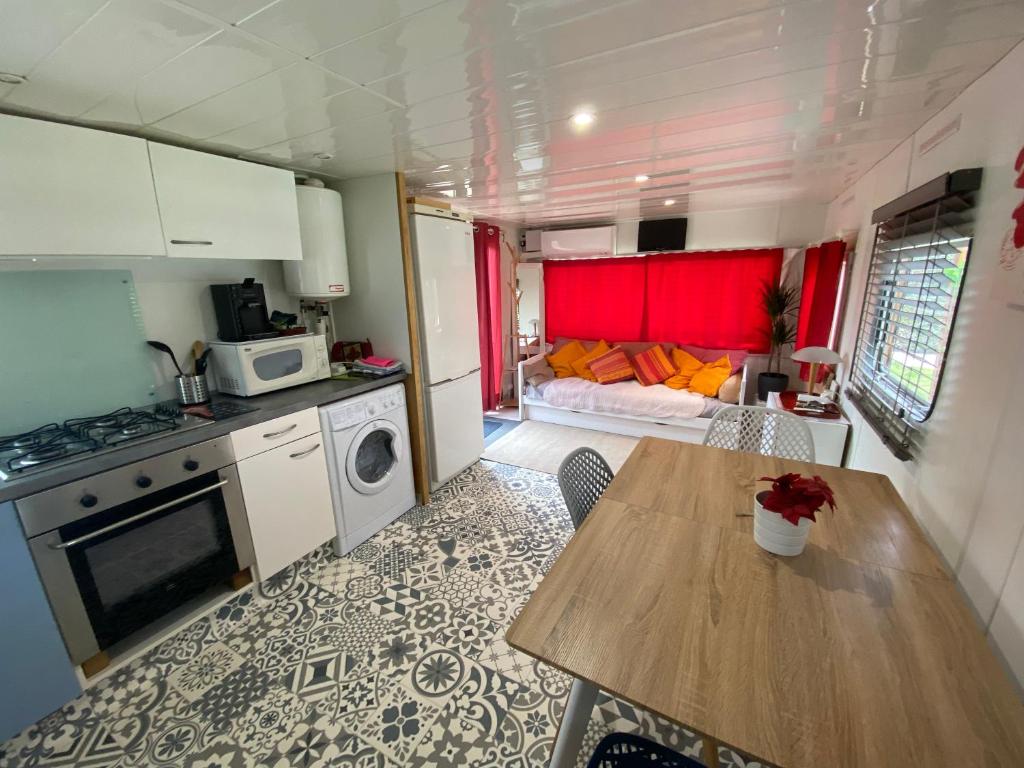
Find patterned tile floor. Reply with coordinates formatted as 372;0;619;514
0;461;766;768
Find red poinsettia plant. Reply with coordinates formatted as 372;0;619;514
758;473;837;525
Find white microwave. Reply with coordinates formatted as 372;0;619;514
208;335;330;397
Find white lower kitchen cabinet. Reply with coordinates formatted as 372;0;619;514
148;141;302;261
234;432;336;580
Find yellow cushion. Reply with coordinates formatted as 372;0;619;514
546;339;587;378
664;348;704;390
571;340;611;381
688;355;733;396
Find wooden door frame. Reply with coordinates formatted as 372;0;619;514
394;173;431;505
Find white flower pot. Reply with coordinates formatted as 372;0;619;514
753;492;812;556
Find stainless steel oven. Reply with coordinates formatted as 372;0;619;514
16;437;254;666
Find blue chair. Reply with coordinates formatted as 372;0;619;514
586;733;704;767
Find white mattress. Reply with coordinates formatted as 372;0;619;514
532;377;711;421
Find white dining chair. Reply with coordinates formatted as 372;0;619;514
703;405;815;463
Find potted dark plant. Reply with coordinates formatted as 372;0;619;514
757;281;798;401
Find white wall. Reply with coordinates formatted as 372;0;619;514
0;256;296;399
327;174;412;364
823;42;1024;686
609;202;827;254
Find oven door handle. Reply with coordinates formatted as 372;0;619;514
47;479;231;551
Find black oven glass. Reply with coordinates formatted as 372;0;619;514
60;472;238;649
253;348;302;381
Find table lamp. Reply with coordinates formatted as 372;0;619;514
791;346;842;395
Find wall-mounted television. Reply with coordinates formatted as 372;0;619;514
637;218;687;252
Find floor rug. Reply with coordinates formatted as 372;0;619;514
483;417;504;438
481;420;639;474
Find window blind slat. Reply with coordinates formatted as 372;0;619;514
848;183;977;459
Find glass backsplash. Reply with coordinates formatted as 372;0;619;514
0;270;158;435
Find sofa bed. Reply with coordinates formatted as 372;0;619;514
517;338;750;444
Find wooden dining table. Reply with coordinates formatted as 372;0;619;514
505;437;1024;768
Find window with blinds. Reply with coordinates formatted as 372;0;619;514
847;169;982;460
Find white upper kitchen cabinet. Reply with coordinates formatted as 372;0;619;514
0;113;165;257
148;142;302;261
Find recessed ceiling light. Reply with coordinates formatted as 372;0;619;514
570;111;595;128
664;199;676;206
0;72;26;85
313;152;333;160
635;175;649;183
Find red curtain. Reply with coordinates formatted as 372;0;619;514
474;224;503;411
544;257;647;343
795;240;845;380
645;249;782;351
543;250;782;350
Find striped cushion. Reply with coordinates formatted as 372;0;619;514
631;344;676;386
588;346;635;384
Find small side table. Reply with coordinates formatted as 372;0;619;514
767;390;849;466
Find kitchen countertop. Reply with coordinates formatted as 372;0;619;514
0;373;407;504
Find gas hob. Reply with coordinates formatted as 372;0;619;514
0;405;212;480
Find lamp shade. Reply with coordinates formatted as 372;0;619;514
791;346;842;365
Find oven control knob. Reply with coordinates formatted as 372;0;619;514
183;459;199;472
80;493;98;508
135;475;153;489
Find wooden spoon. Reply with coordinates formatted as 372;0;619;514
191;341;205;375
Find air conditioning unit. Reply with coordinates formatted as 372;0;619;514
520;229;542;252
540;225;616;259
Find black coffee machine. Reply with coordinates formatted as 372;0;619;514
210;278;278;342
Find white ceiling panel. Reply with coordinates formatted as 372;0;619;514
5;0;217;117
84;28;298;127
0;0;108;76
238;0;444;57
151;61;354;139
0;0;1022;225
207;87;395;150
175;0;278;25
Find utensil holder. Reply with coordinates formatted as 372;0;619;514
176;373;210;405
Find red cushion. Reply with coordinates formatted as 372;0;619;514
631;344;676;386
587;347;635;384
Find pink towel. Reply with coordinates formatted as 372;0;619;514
362;355;399;367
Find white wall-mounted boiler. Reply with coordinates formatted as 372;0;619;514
284;185;351;299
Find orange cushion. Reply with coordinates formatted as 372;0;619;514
631;344;676;386
688;355;733;396
588;346;635;384
546;339;587;378
571;340;611;381
664;348;705;390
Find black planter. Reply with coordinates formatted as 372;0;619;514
757;371;789;401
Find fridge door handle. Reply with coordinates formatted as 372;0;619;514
429;368;481;387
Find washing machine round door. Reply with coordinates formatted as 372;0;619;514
346;419;404;495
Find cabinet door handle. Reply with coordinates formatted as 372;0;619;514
289;443;320;460
263;423;297;439
170;239;214;245
48;480;230;550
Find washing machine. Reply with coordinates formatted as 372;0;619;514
319;384;416;555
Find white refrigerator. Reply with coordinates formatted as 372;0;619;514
410;212;485;488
